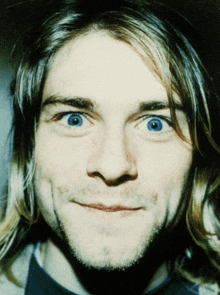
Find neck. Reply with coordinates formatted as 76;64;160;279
41;238;169;295
42;238;89;295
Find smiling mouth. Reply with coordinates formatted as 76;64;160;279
74;201;142;212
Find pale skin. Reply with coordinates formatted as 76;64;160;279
34;31;193;294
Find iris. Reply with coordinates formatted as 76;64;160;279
67;114;83;126
147;118;163;131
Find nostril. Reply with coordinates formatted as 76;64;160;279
87;170;137;186
108;174;137;186
87;171;103;179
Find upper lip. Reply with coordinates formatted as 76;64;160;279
74;201;142;212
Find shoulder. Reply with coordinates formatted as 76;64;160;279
167;271;219;295
0;244;34;295
199;283;219;295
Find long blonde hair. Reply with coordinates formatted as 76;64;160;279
1;0;220;287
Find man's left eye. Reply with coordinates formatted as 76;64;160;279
146;117;170;132
135;116;172;141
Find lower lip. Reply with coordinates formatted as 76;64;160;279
81;204;141;218
86;204;136;212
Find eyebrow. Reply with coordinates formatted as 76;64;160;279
139;101;183;112
42;95;184;113
42;95;95;111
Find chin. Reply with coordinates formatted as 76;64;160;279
51;201;166;271
62;227;160;272
72;246;144;271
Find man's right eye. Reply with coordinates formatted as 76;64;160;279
62;113;84;127
54;112;90;128
47;112;94;137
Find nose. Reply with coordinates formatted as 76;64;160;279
87;130;137;185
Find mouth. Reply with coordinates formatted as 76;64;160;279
73;201;142;212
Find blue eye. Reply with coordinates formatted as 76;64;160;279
66;114;83;126
136;116;172;141
54;112;93;136
147;118;163;132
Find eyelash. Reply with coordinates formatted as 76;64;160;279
49;111;87;122
141;115;173;127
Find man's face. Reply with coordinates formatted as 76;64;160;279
34;32;192;270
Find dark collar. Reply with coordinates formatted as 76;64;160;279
24;248;198;295
25;252;77;295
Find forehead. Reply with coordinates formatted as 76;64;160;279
43;31;173;110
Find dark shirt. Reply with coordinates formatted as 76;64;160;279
25;253;199;295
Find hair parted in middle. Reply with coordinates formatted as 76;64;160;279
1;0;220;285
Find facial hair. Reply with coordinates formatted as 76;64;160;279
48;214;190;295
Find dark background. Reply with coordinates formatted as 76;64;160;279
1;0;220;75
1;0;220;77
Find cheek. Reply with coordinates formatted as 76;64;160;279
34;131;88;222
138;139;192;179
34;164;54;221
35;131;92;185
136;139;192;212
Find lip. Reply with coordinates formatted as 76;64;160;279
74;201;141;212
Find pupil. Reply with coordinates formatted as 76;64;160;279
72;118;79;124
151;122;158;129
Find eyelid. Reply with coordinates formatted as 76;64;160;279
45;111;89;123
138;114;173;127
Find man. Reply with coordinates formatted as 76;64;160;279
0;0;220;294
